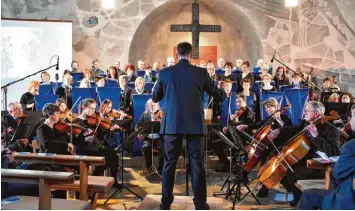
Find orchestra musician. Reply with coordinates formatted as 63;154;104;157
20;80;39;111
99;99;130;120
266;101;341;206
73;98;121;187
36;103;75;155
1;102;30;152
136;99;164;174
237;98;293;197
214;93;255;172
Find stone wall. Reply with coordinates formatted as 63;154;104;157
2;0;355;93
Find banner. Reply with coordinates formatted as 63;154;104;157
283;88;309;125
34;94;59;110
96;87;121;110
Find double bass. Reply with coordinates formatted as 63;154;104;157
257;110;339;189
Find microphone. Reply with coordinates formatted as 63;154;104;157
56;56;59;70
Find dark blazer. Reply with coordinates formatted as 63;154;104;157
120;87;133;115
152;59;227;134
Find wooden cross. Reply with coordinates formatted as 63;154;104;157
170;0;222;59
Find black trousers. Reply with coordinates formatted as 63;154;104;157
161;135;207;209
77;144;118;181
141;137;164;172
280;161;323;200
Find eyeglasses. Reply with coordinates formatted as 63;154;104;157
304;110;316;113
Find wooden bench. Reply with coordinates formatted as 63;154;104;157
296;179;326;191
1;169;88;210
306;159;333;190
13;153;112;209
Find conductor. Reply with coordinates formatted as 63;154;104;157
152;42;227;210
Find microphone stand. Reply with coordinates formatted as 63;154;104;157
272;57;321;92
1;64;57;148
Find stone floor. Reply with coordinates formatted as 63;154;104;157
91;156;292;210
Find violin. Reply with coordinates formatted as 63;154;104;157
232;107;246;123
106;110;132;120
15;114;27;125
257;110;339;189
243;104;291;172
60;109;78;123
87;113;124;131
54;122;89;135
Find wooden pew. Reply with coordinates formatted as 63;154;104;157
1;169;90;210
306;159;333;190
13;152;112;208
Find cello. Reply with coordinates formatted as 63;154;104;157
241;104;291;172
257;110;339;189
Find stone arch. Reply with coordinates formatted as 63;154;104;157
129;0;263;65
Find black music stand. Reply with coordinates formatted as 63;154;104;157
211;126;261;209
137;121;161;177
324;102;354;121
104;129;143;204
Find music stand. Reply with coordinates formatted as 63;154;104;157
104;129;143;204
10;111;43;143
137;121;162;177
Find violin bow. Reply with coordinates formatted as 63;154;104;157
62;96;81;122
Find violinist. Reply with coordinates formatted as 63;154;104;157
236;98;292;197
1;102;29;151
55;98;78;123
99;99;130;120
36;103;74;155
339;105;355;143
267;101;341;206
136;99;164;174
20;80;39;111
214;93;255;172
73;98;121;187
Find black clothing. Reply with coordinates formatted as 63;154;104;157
20;92;35;111
218;74;237;82
127;75;137;83
55;86;73;109
36;123;70;155
248;113;293;131
261;86;277;92
275;119;341;201
274;77;290;91
120;87;133;115
92;69;105;78
73;117;118;181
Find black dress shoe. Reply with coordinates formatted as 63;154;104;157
160;203;170;210
195;203;209;210
288;198;299;207
256;185;269;198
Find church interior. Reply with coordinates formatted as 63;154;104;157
1;0;355;210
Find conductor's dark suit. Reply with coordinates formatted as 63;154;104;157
152;59;226;208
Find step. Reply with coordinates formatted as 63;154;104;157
137;194;225;210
